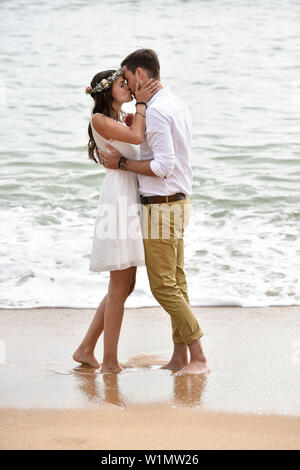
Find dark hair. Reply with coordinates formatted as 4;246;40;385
121;49;160;80
87;70;119;164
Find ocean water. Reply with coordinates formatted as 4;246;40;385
0;0;300;308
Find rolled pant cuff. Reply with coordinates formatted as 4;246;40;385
173;329;205;345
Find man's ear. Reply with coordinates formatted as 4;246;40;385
135;67;144;80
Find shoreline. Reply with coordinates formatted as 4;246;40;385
1;303;300;310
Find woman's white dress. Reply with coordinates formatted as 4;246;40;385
89;113;145;272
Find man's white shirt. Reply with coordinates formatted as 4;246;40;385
137;86;193;197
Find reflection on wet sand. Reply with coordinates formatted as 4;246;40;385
71;365;124;408
173;374;207;406
71;365;102;405
101;374;126;408
71;359;208;408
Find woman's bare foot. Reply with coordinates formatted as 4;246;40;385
73;348;100;368
100;363;124;374
175;361;210;376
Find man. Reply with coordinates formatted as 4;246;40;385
98;49;210;375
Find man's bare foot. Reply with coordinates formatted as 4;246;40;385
175;361;210;376
160;359;189;370
100;363;124;374
73;348;100;368
160;343;189;370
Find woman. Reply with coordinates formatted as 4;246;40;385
73;68;160;373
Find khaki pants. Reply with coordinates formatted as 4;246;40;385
141;196;204;344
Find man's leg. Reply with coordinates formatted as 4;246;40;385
174;204;209;375
142;201;204;359
168;237;209;375
143;235;209;374
143;235;203;340
163;237;190;369
142;199;209;374
161;237;189;369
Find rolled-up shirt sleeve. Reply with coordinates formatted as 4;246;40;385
146;108;176;179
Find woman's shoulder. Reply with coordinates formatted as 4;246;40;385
91;112;106;125
91;113;124;131
90;114;112;142
91;112;124;124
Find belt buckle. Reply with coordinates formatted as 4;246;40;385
166;195;169;203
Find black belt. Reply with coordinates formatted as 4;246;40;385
140;192;186;205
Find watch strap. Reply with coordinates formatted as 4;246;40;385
118;156;127;170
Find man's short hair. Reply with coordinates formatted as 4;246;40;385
121;49;160;80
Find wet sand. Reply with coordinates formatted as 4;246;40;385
0;306;299;449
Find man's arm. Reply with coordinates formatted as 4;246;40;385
97;143;156;176
126;158;156;176
145;108;176;179
98;108;176;178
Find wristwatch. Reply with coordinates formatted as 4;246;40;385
118;156;128;171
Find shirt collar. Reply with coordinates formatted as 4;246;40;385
147;85;168;107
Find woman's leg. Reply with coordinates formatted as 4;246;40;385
73;267;137;369
73;293;108;368
101;267;136;373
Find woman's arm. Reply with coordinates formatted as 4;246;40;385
91;79;160;145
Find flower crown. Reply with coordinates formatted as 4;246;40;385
85;67;124;95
